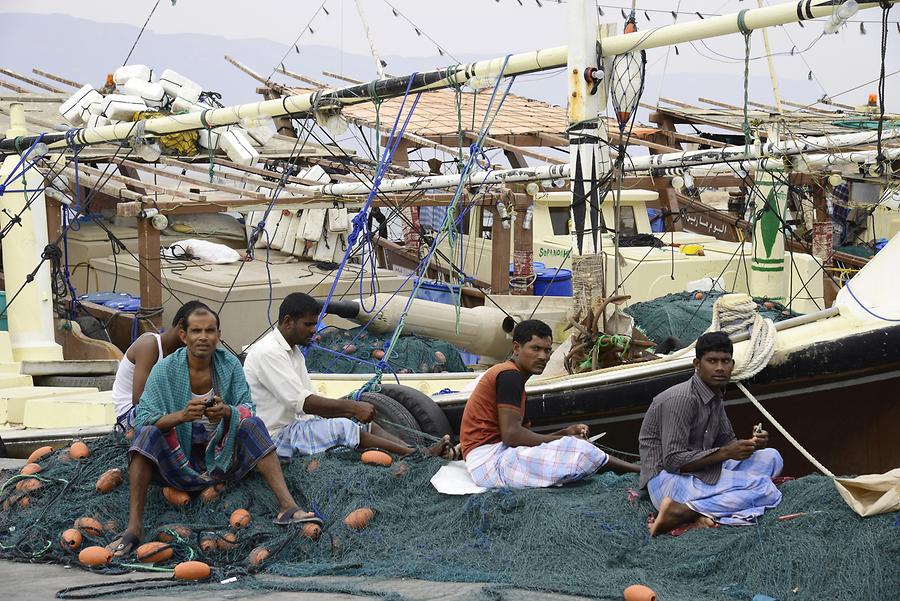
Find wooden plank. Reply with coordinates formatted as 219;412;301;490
0;78;28;93
322;71;364;84
31;68;83;89
273;67;327;89
76;163;203;200
463;131;565;165
490;204;511;294
0;68;65;93
118;158;270;200
747;99;780;113
137;217;163;329
224;55;292;95
54;166;146;202
697;97;742;110
658;97;704;110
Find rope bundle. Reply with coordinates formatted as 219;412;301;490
709;293;776;380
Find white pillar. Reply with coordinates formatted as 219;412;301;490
748;165;789;302
0;103;63;361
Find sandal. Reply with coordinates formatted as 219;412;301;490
273;506;323;527
107;531;140;557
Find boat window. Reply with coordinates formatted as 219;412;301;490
618;206;637;237
481;210;493;239
548;207;571;235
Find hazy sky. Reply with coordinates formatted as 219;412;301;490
2;0;898;108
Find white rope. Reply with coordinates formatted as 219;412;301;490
736;382;836;478
710;293;777;381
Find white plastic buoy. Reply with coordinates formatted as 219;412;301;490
113;64;151;85
121;78;166;108
159;69;203;104
59;85;102;126
101;94;148;121
218;129;258;167
198;125;232;150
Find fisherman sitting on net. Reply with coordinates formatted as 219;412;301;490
244;292;454;460
111;300;209;429
639;331;784;536
107;304;321;557
460;319;639;489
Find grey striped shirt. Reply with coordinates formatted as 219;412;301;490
639;372;736;488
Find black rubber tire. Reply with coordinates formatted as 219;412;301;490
75;315;112;343
358;391;423;446
378;384;453;440
33;374;116;392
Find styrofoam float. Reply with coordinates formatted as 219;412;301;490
218;129;258;167
121;78;166;108
101;94;147;121
158;69;202;104
113;64;151;85
59;85;103;126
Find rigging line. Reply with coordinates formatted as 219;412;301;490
762;0;829;96
266;0;329;84
381;0;460;63
567;1;900;23
123;0;162;66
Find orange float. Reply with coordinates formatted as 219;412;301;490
217;531;237;551
20;463;42;476
361;449;393;467
60;528;83;550
157;525;192;543
229;508;251;529
74;516;104;537
26;446;53;464
623;584;657;601
173;561;211;581
199;535;218;554
69;441;90;460
95;468;123;493
248;546;269;565
136;541;174;563
162;486;190;507
18;496;29;509
302;523;321;541
78;546;112;566
199;484;223;503
343;508;375;531
15;478;42;493
306;459;319;473
104;519;120;534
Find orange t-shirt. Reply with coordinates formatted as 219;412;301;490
459;361;527;459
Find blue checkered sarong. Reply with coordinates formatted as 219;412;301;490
273;417;362;458
129;416;275;492
647;448;784;525
466;436;608;489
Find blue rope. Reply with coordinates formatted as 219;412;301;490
316;74;422;326
0;133;45;197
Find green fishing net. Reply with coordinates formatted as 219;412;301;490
306;326;470;375
1;435;897;600
625;292;797;347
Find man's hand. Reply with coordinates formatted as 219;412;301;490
353;401;376;423
721;438;756;461
563;424;589;439
181;397;206;423
751;429;769;449
204;396;229;424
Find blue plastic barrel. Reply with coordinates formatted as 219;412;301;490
104;297;142;312
413;279;461;305
78;292;133;305
647;208;665;233
534;268;573;296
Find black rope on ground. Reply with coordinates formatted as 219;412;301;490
56;577;190;600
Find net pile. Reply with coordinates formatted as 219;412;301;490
2;436;897;600
625;292;797;347
305;326;470;375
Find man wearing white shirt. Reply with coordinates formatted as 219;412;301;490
244;293;452;458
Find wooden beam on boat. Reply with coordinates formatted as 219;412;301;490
817;97;855;110
272;66;323;90
780;99;836;114
490;203;512;294
224;55;292;95
746;99;780;113
137;216;162;329
305;155;430;178
0;68;65;93
697;97;742;110
657;97;705;110
119;158;270;200
116;163;148;197
0;78;28;93
31;68;83;89
321;71;364;85
76;163;204;201
160;156;303;194
462;131;565;165
54;165;148;203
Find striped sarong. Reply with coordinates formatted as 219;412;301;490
647;447;784;525
273;417;361;458
466;436;608;489
129;416;275;492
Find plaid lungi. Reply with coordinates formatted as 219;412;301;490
647;447;784;525
274;417;361;458
466;436;608;489
129;416;275;492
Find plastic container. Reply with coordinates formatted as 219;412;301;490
647;208;665;233
218;129;259;167
158;69;202;103
121;78;166;108
413;279;461;305
78;292;133;305
59;85;102;126
104;297;141;312
86;114;111;129
533;268;573;297
101;94;147;121
113;64;151;85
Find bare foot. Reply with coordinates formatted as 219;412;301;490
694;516;716;529
648;497;699;537
426;435;454;458
106;530;141;557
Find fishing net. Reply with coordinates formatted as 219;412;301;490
306;326;470;375
625;292;797;347
2;436;897;600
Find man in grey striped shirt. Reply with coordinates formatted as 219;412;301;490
639;332;784;536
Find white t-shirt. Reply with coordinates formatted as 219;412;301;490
243;327;315;436
111;333;163;421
